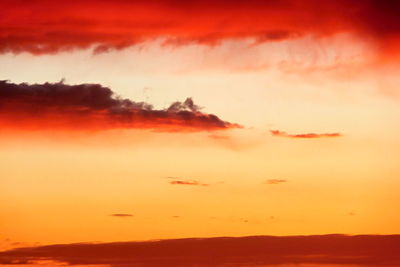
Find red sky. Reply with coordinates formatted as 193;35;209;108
1;1;400;267
0;0;400;60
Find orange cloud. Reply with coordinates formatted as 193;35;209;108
1;0;400;60
1;235;399;266
266;179;287;184
169;180;209;186
110;214;133;218
0;80;240;132
270;130;342;139
208;134;230;140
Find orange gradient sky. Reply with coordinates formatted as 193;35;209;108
1;1;400;266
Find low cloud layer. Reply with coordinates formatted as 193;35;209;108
0;235;399;266
0;80;239;132
270;130;341;139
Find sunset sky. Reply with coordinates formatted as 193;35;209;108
1;1;400;266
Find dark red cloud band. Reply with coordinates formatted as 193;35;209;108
0;235;399;266
0;0;400;57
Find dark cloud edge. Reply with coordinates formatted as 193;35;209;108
0;80;241;132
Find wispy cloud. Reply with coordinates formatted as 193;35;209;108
270;130;341;139
266;179;288;185
110;214;134;218
208;134;230;140
169;180;209;186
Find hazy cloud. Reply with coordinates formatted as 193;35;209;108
270;130;341;139
169;180;209;186
266;179;288;185
110;214;134;218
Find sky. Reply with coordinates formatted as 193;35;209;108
1;0;400;266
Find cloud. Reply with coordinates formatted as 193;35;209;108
0;80;240;132
0;235;399;266
266;179;287;185
1;0;400;60
110;214;133;218
349;211;356;216
169;180;209;186
208;134;230;140
270;130;341;139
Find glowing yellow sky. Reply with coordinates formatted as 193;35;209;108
1;34;400;248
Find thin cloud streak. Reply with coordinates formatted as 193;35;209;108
110;214;134;218
270;130;342;139
169;180;209;186
266;179;288;184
